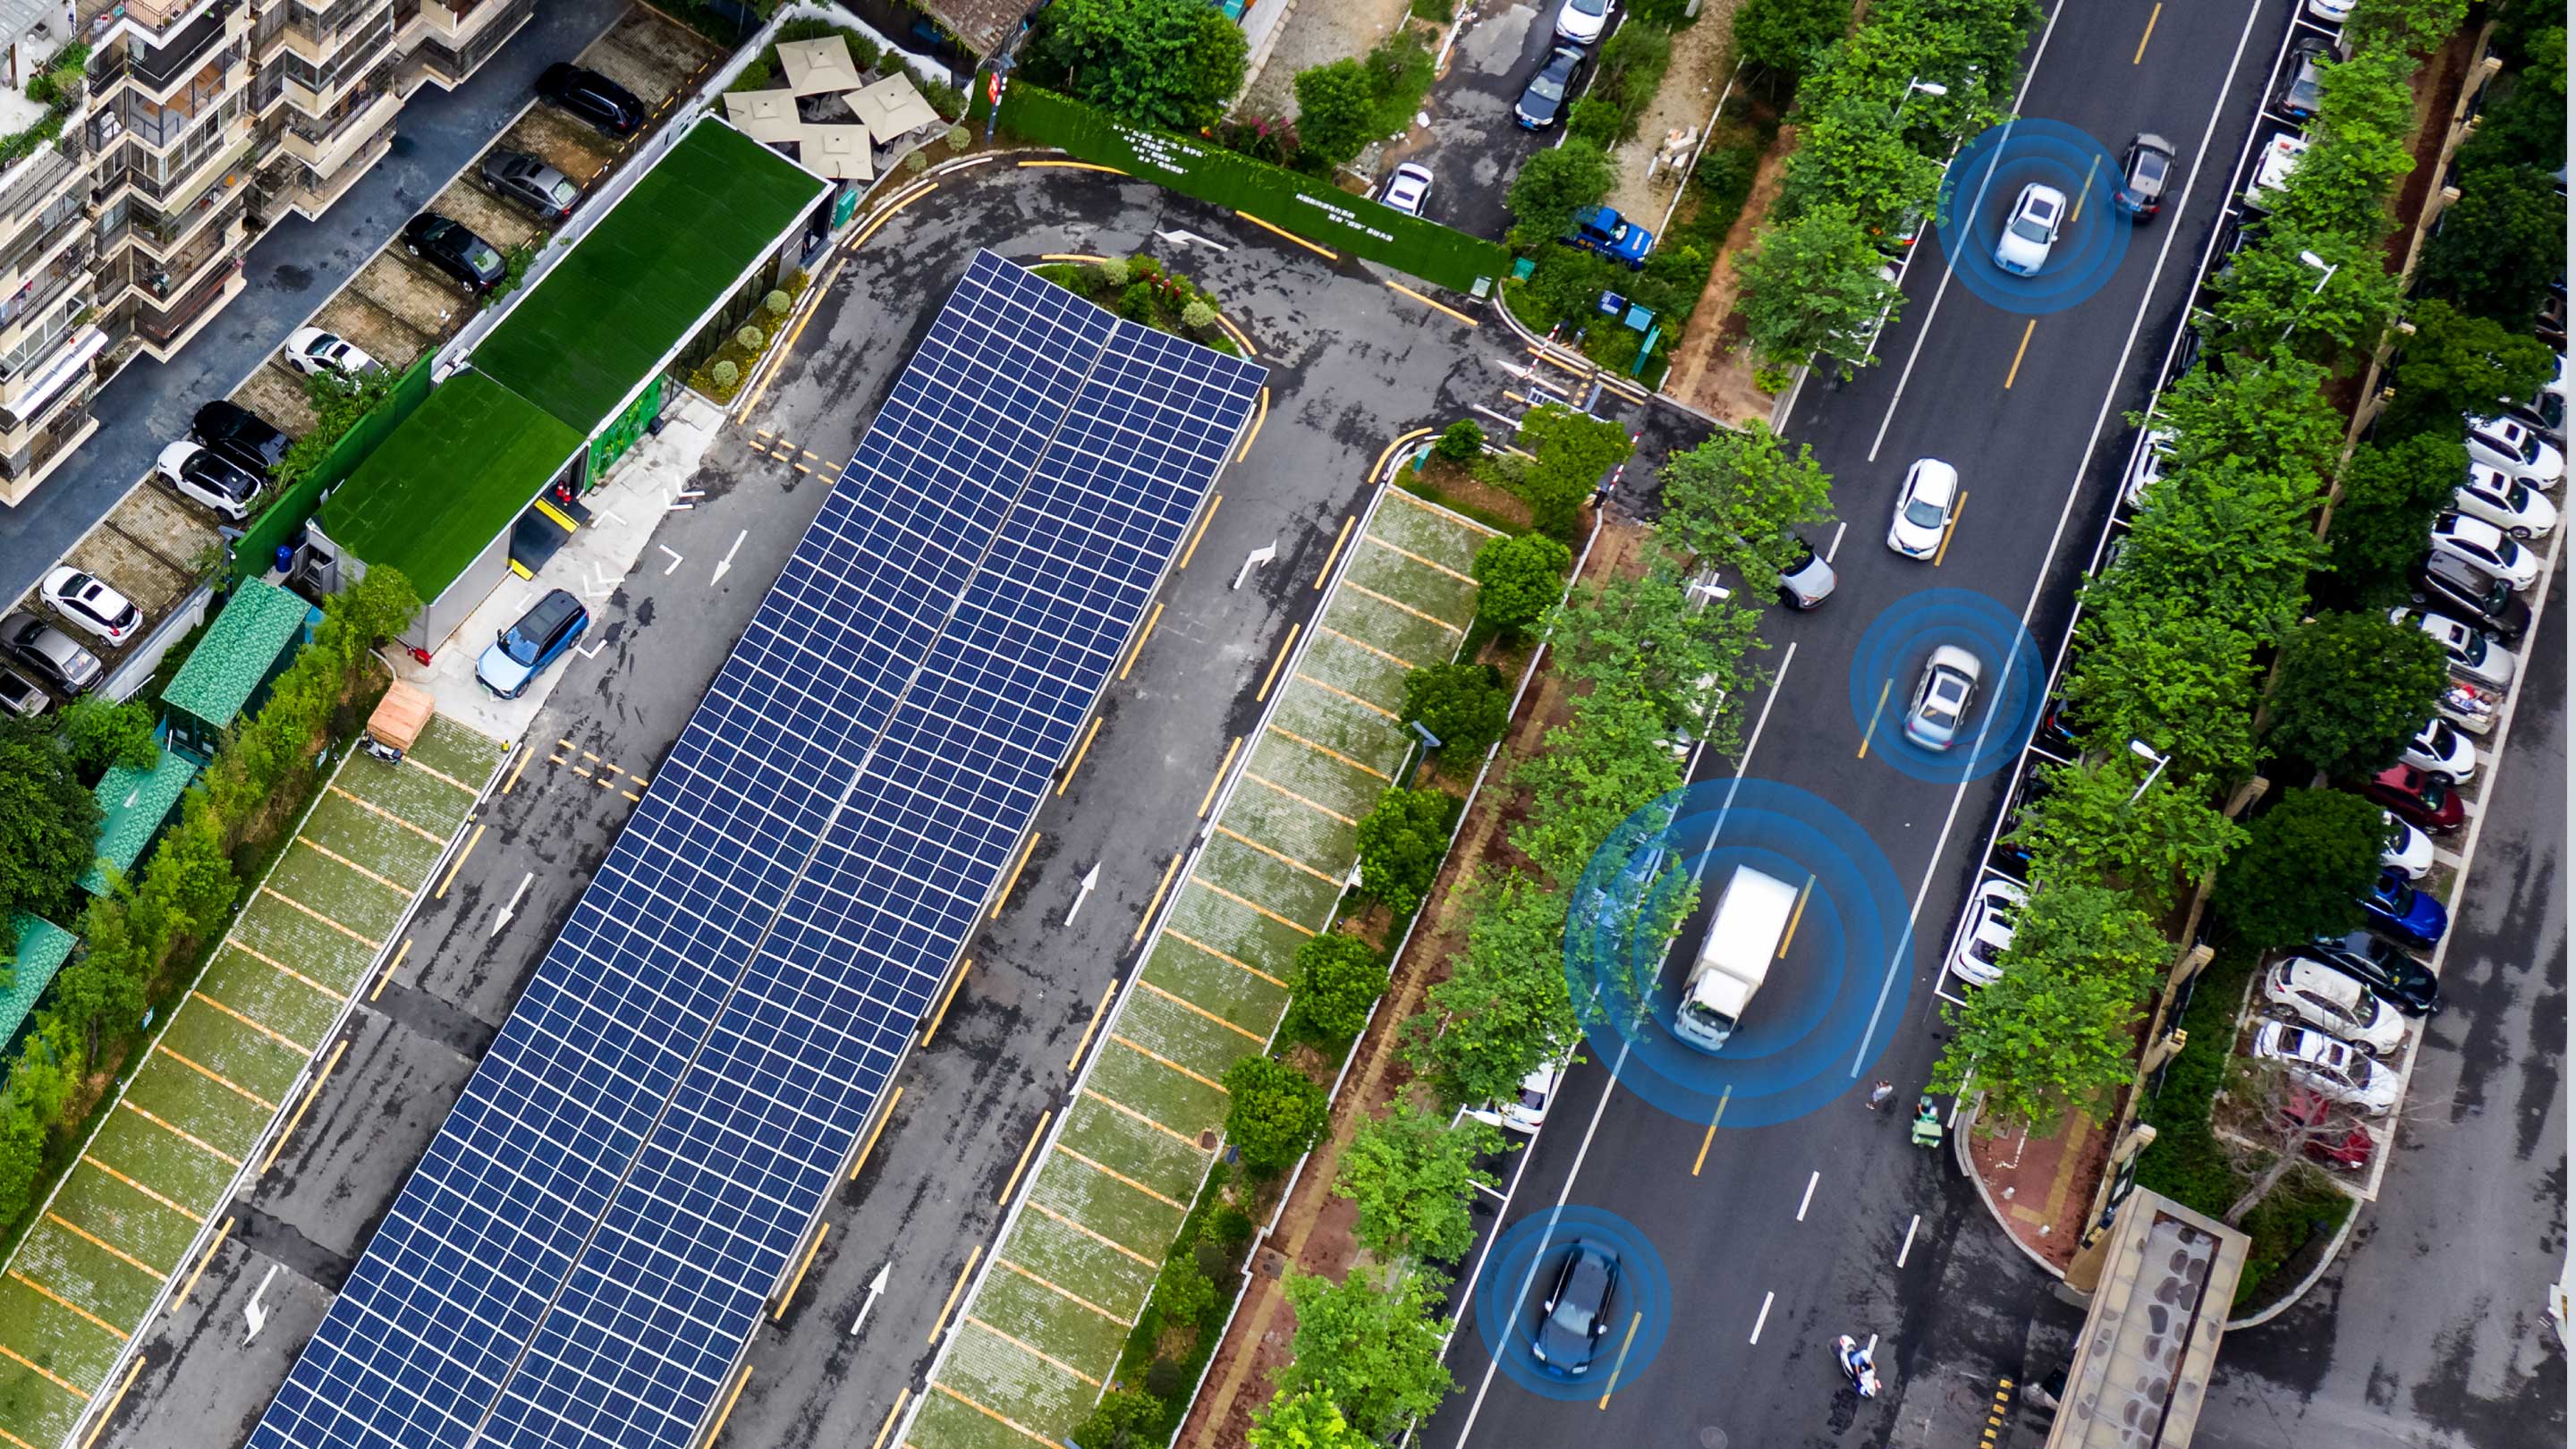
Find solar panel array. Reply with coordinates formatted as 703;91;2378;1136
246;251;1266;1449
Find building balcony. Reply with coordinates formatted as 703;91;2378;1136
276;80;389;172
89;6;246;105
102;169;242;259
257;123;379;220
133;249;241;356
395;0;525;93
0;315;101;417
0;142;79;230
0;406;98;506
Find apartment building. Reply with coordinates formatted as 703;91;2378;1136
0;0;528;504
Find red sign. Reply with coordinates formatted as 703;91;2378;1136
987;72;1003;106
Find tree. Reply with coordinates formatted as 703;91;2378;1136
1433;419;1485;462
2271;47;2418;241
2203;229;2402;369
2416;165;2563;328
1283;931;1389;1046
0;1093;46;1222
1355;786;1453;918
2215;788;2386;948
0;716;104;929
2325;432;2470;591
2101;457;2323;645
1651;421;1836;582
1470;533;1572;638
2060;601;2263;784
2379;300;2555;440
1072;1389;1168;1449
58;696;158;779
1405;869;1581;1109
1506;684;1683;886
1931;883;2172;1131
1504;142;1617;250
2345;0;2469;53
1514;403;1631;538
1334;1101;1504;1261
2148;353;2343;488
1545;564;1767;750
1293;60;1381;169
1402;661;1510;758
1776;93;1947;240
1734;204;1902;376
1733;0;1850;79
1151;1243;1216;1326
1222;1055;1328;1174
2265;610;2448;775
1277;1267;1456;1440
1029;0;1248;132
1248;1391;1371;1449
2013;755;2248;916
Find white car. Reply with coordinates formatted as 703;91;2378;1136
1465;1055;1567;1133
2380;811;2432;880
2252;1021;2400;1113
1902;644;1982;750
2511;352;2565;438
154;439;265;523
282;326;380;380
2244;133;2309;210
1887;457;1960;558
2123;428;2174;508
1945;877;2027;987
2398;716;2477;783
1555;0;1611;43
2466;414;2564;489
2264;960;2408;1055
2304;0;2353;22
2453;463;2557;538
1992;182;2066;275
40;567;141;646
2389;606;2515;691
2427;512;2540;589
1378;163;1433;218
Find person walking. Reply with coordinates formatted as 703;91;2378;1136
1867;1080;1895;1111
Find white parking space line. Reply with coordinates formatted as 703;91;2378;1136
1896;1214;1921;1267
1750;1291;1775;1344
1797;1171;1819;1221
1825;521;1849;563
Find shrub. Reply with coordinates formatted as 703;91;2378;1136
1119;280;1157;321
1209;1203;1255;1246
1355;786;1454;919
735;325;766;352
59;697;159;779
1401;661;1509;757
2214;787;2384;948
1143;1358;1190;1400
902;149;928;173
1072;1389;1167;1449
1097;255;1132;287
1283;930;1389;1046
762;289;791;318
1182;299;1218;331
944;124;970;150
1222;1055;1328;1174
1434;419;1484;462
1470;533;1572;637
1152;1247;1216;1326
709;360;739;389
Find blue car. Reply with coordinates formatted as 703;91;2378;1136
1562;205;1654;270
2359;868;2446;947
476;588;589;699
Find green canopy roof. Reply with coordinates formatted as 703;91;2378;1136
80;747;199;895
0;913;74;1046
161;578;314;729
318;370;587;604
471;120;826;436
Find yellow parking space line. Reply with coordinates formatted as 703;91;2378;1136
1321;626;1417;670
1080;1088;1208;1149
1241;771;1360;825
1232;209;1336;260
191;989;309;1052
46;1216;162;1278
1292;673;1398;720
921;960;971;1046
1057;717;1105;796
166;1216;233;1315
772;1223;827;1321
991;835;1038;920
1132;852;1184;945
1268;724;1394;781
1212;825;1342;885
1120;601;1165;682
333;786;443;843
928;1381;1056;1448
1385;279;1478;326
1197;737;1243;819
1235;390;1268;462
849;1086;902;1183
1166;930;1291;989
120;1100;242;1166
1057;1147;1187;1210
0;1340;84;1401
869;1390;911;1449
999;1257;1135;1325
1191;877;1317;934
1255;623;1301;702
501;743;533;796
966;1316;1104;1385
12;1270;127;1340
259;886;379;951
402;754;477;795
1179;494;1223;571
230;942;337;1001
80;1155;201;1223
1068;979;1119;1071
1113;1034;1233;1091
1342;580;1466;633
79;1354;145;1449
1138;978;1266;1041
436;821;485;897
1313;514;1357;588
1024;1202;1160;1265
293;836;408;894
1387;484;1506;533
926;1244;984;1343
2134;2;2161;62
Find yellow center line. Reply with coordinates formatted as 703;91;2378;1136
1198;736;1243;818
2133;2;2162;63
1596;1311;1647;1408
1131;852;1185;945
1056;717;1105;797
1779;875;1816;959
926;1244;983;1343
849;1086;902;1183
1179;494;1223;571
1255;623;1301;702
2004;319;2037;390
869;1389;912;1449
1313;515;1357;589
1935;491;1968;567
1858;679;1894;758
705;1367;752;1447
1384;278;1479;327
1020;158;1123;174
1691;1087;1732;1176
436;822;485;899
2065;155;2102;227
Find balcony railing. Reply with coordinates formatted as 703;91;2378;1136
0;145;78;226
137;251;235;344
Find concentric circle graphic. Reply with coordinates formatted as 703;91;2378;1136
1562;779;1911;1128
1471;1205;1674;1400
1934;119;2132;314
1847;588;2046;784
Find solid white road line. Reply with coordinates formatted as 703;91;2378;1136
1750;1291;1775;1344
1797;1171;1819;1221
1897;1214;1921;1267
1825;521;1850;563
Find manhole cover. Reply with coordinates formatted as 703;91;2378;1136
1698;1428;1728;1449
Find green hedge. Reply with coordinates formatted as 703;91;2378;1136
231;353;434;584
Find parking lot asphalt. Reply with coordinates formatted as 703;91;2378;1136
1395;0;1576;242
0;0;623;600
98;160;1520;1449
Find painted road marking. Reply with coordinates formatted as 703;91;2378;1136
1750;1290;1775;1344
1181;495;1223;570
1232;209;1335;259
1691;1085;1732;1176
967;1315;1103;1385
166;1216;233;1315
261;886;379;950
1365;530;1479;583
2066;154;2103;226
990;835;1038;920
80;1156;199;1223
1139;979;1266;1040
1313;515;1356;588
1191;878;1316;934
435;822;485;897
920;960;970;1046
2134;2;2162;61
1113;1035;1230;1091
120;1101;240;1165
1056;717;1104;797
1859;678;1893;759
1120;602;1164;682
1385;279;1479;327
996;1113;1052;1205
1779;876;1816;958
1936;492;1967;566
1166;931;1289;989
332;786;442;843
1323;625;1416;670
1595;1311;1645;1409
849;1087;902;1182
1268;724;1393;780
1058;1147;1186;1209
1241;771;1358;824
1236;390;1268;463
772;1223;827;1321
261;1038;349;1172
1213;825;1341;884
501;743;533;795
1198;737;1243;818
191;989;307;1052
1294;673;1399;720
1023;1201;1159;1265
926;1244;984;1343
1067;980;1119;1072
1133;852;1184;945
1080;1087;1204;1148
1897;1213;1921;1267
1255;623;1301;701
12;1270;126;1339
869;1389;911;1449
999;1258;1133;1325
1798;1171;1819;1221
1343;580;1464;632
2004;319;2038;389
153;1045;274;1110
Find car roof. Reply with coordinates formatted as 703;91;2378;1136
1927;643;1980;676
1910;459;1959;499
2280;957;2364;1004
523;589;583;628
2437;513;2505;544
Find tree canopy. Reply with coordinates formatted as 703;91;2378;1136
1734;202;1902;376
1277;1267;1456;1440
1504;143;1618;250
0;716;104;930
1402;661;1510;758
1651;421;1837;583
1545;562;1766;751
1406;869;1581;1109
2014;755;2247;916
1470;533;1572;638
2215;787;2385;948
1247;1391;1372;1449
1223;1055;1329;1174
1933;883;2173;1131
1283;931;1390;1048
1334;1101;1504;1261
2264;610;2447;776
1029;0;1249;132
2416;165;2563;329
1355;786;1454;919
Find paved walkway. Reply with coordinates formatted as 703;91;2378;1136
0;0;626;600
1966;1105;2106;1275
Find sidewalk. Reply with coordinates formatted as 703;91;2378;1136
1963;1105;2110;1275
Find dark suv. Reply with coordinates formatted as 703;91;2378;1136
191;400;292;476
2408;552;2529;644
402;215;508;294
480;149;581;220
538;63;643;137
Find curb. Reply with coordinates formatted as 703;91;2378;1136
2224;1196;2361;1331
1952;1095;2072;1282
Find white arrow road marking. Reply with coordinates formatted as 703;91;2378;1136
491;872;533;937
659;546;683;576
1064;862;1101;924
1232;541;1278;591
848;1260;892;1336
711;530;747;586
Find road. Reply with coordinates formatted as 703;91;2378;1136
1421;0;2306;1445
1398;0;1579;242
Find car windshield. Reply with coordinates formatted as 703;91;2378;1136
1904;496;1946;527
2418;777;2450;809
503;624;546;664
2134;153;2166;184
467;242;501;271
1572;0;1607;13
2009;216;2051;242
1530;72;1566;102
2456;629;2487;665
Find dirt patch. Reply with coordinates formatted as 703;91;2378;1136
1239;0;1414;120
233;366;320;438
1405;458;1533;530
582;5;724;105
353;250;472;339
1176;517;1657;1449
429;177;544;251
1601;11;1738;226
1658;119;1795;427
503;107;622;185
315;288;434;372
2384;26;2477;276
69;488;217;612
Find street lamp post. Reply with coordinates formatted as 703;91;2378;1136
2279;248;2339;343
1894;76;1949;130
2126;739;2172;806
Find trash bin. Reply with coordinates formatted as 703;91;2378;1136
274;542;295;575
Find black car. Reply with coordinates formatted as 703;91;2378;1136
191;399;290;476
2408;552;2530;644
0;613;100;695
2273;34;2331;121
2032;694;2086;759
1515;45;1589;130
2307;930;2442;1017
480;148;582;220
2113;133;2175;219
402;214;507;294
1530;1240;1620;1376
0;663;47;716
538;63;643;137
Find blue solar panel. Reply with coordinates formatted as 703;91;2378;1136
247;252;1263;1449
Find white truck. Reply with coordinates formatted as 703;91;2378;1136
1672;865;1801;1054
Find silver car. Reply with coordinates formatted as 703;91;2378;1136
1902;644;1982;750
1775;536;1837;608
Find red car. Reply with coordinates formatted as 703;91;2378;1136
2360;764;2464;835
2282;1087;2375;1172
